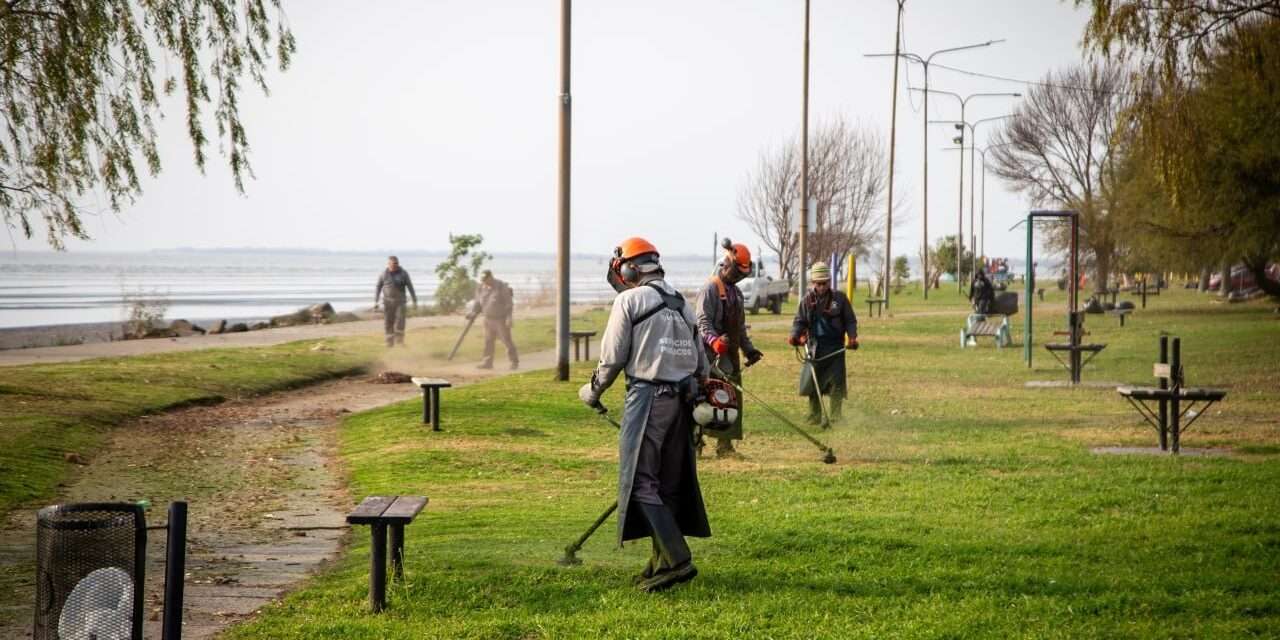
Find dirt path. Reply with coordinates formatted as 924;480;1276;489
0;349;557;639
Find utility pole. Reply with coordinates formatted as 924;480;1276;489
554;0;571;382
882;0;905;310
799;0;810;294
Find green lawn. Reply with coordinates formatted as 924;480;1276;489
226;287;1280;639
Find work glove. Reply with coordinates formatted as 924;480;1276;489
788;334;807;347
578;382;604;412
744;348;764;367
708;335;729;356
847;337;860;351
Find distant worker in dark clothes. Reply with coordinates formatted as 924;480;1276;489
469;270;519;370
694;238;764;458
969;269;995;314
374;256;417;347
789;262;858;424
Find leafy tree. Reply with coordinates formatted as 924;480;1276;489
1;1;296;248
434;234;491;314
933;235;974;281
1077;1;1280;297
892;255;910;288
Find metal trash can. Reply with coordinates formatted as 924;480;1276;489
35;503;145;640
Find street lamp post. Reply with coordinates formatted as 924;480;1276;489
944;140;1014;277
934;114;1014;277
978;142;1014;260
864;39;1003;299
913;89;1019;290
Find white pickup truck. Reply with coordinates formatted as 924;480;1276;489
739;259;791;315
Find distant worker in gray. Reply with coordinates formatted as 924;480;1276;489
469;269;519;369
374;256;417;347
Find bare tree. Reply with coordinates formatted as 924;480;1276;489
736;117;894;284
989;63;1134;290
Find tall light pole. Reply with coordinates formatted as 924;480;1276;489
934;114;1014;276
978;142;1014;260
913;88;1019;290
865;39;1003;299
944;140;1014;274
554;0;571;381
799;0;811;294
881;0;905;309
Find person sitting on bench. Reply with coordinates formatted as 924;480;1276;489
969;269;995;314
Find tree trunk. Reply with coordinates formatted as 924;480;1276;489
1243;255;1280;299
1197;266;1211;292
1093;249;1111;293
1219;262;1234;297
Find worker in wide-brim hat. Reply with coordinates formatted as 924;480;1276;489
788;261;858;424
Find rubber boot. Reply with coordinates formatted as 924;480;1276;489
632;539;662;585
806;396;823;425
635;503;696;592
829;398;843;422
715;437;742;460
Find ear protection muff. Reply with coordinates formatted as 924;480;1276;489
608;247;636;293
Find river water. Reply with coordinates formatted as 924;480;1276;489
0;250;726;329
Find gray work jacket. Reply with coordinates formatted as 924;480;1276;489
592;279;708;391
375;269;417;304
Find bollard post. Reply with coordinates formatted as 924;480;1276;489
162;501;187;640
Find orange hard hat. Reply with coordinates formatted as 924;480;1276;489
727;243;751;270
615;237;659;261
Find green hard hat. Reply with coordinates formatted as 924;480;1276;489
809;261;831;282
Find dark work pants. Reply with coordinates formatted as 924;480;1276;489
631;390;687;507
384;301;407;346
482;317;519;365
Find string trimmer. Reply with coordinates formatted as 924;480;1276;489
794;345;848;429
558;403;621;566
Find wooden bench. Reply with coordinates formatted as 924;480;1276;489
346;495;429;612
864;298;886;318
1116;336;1227;453
569;330;597;361
411;377;451;431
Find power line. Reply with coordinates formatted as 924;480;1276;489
930;61;1144;96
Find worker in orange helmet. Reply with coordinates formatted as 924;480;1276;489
694;238;764;458
580;237;710;592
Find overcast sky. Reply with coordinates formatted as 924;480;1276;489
13;0;1092;264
